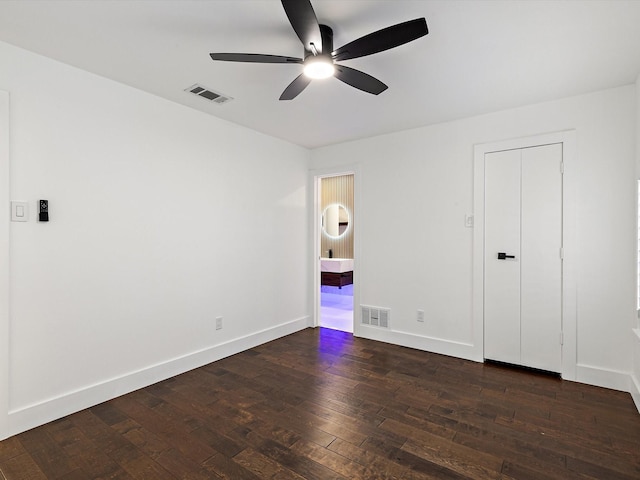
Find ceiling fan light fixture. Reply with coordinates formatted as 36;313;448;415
209;0;429;100
303;56;335;79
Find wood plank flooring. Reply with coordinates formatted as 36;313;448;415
1;327;639;479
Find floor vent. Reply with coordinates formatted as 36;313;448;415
361;305;390;329
185;84;233;104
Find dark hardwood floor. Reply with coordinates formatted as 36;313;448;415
1;327;639;479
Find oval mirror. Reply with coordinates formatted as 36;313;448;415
322;204;350;238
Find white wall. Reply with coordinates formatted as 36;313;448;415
0;40;311;439
312;85;637;393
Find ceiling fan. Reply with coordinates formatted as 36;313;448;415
210;0;428;100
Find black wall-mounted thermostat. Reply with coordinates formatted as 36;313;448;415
39;199;49;222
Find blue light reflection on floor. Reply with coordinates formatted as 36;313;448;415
317;326;353;359
320;284;353;333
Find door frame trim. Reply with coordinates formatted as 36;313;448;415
309;164;360;333
1;90;10;439
472;130;577;380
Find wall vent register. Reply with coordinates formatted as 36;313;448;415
361;306;390;329
185;84;233;104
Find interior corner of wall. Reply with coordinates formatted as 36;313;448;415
630;372;640;414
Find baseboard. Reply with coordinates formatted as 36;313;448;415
355;326;482;363
4;316;309;439
354;329;639;411
575;363;632;393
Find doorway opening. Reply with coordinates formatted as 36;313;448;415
318;174;354;333
321;283;353;332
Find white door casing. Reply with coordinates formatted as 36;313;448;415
309;164;360;334
473;131;577;380
1;90;9;440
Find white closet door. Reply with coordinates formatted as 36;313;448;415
484;149;521;365
484;144;562;372
520;144;562;372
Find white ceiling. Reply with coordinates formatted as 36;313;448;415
1;0;640;149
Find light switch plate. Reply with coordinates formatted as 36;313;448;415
465;214;474;228
11;201;29;222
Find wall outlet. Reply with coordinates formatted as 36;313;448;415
417;309;425;322
215;316;223;330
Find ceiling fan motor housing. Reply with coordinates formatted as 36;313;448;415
305;24;334;59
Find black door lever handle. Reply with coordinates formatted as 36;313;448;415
497;252;515;260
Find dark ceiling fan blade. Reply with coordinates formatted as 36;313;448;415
279;74;313;100
210;53;303;64
332;18;428;62
334;65;388;95
281;0;322;53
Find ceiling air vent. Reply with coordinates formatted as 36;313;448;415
185;84;233;105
